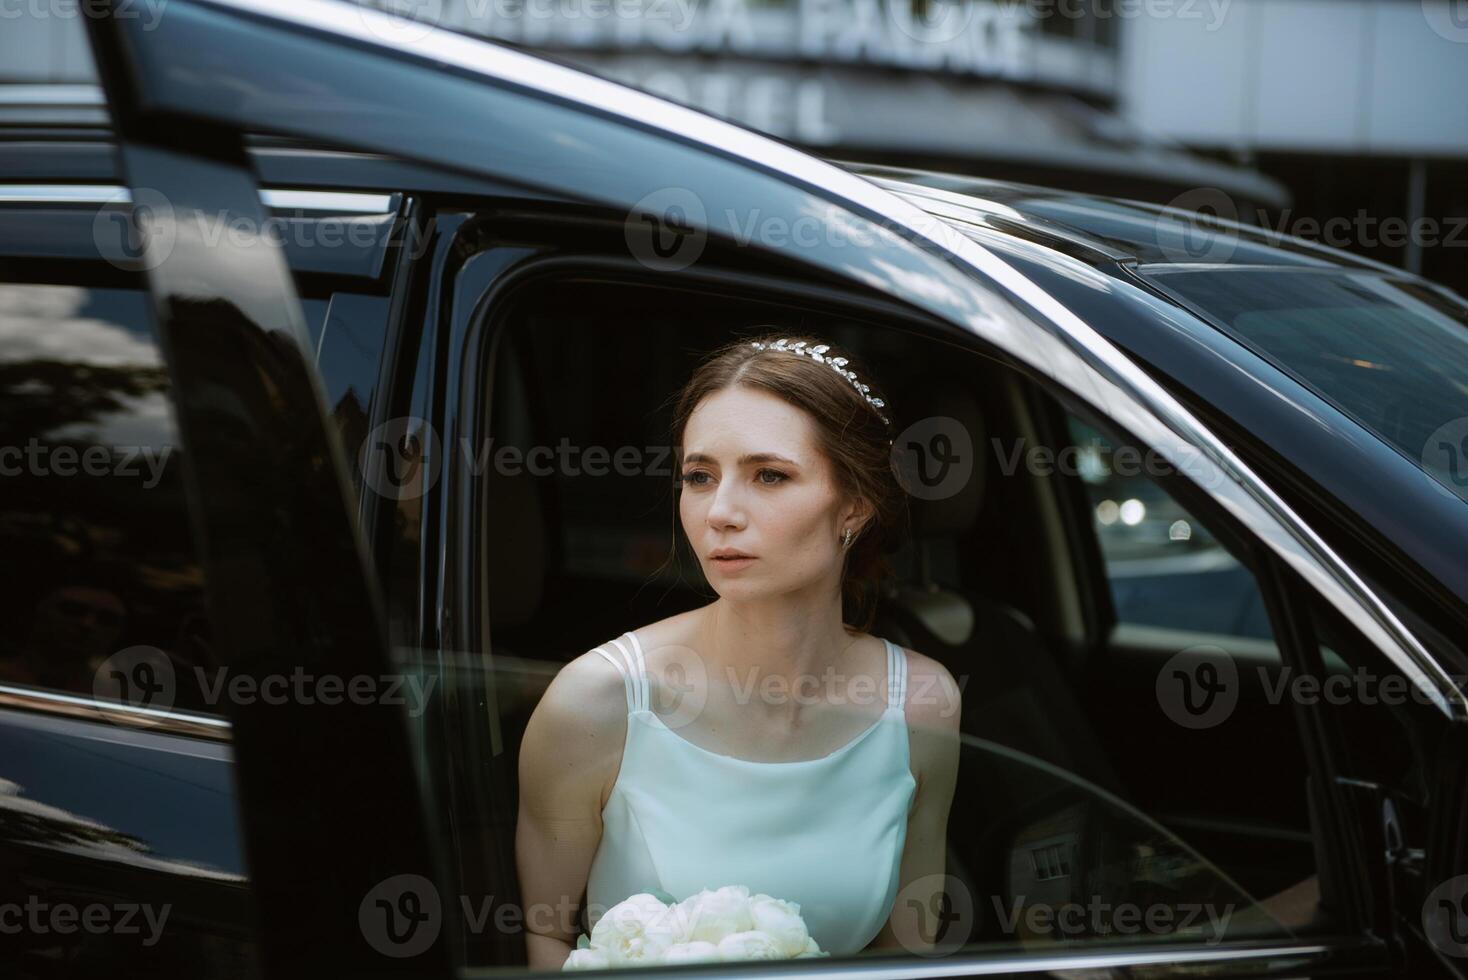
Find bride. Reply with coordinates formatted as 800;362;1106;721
515;333;962;969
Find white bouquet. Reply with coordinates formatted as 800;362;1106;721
563;885;829;970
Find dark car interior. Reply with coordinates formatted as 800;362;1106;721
462;272;1330;961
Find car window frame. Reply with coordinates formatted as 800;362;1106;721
79;0;1463;975
421;224;1401;976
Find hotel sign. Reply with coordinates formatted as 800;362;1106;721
434;0;1040;81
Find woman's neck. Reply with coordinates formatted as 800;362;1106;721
696;597;861;706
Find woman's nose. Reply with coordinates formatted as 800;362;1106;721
705;480;745;529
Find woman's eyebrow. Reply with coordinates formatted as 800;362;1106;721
682;452;800;467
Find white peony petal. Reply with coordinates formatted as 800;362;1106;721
562;947;611;971
662;941;723;964
716;930;783;960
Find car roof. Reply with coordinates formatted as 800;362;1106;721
0;83;1415;280
838;160;1410;277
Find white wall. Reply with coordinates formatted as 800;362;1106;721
0;12;95;83
1120;0;1468;155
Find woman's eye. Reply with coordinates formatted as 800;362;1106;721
756;469;789;485
681;471;711;487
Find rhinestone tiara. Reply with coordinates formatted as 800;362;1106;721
748;338;891;426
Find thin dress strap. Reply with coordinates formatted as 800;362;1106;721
593;632;650;714
886;639;907;713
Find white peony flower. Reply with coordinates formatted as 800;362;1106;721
795;935;829;958
681;885;754;943
567;886;825;968
715;930;783;960
587;893;688;964
747;894;812;957
562;947;612;971
661;941;723;964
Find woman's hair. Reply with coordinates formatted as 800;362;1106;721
668;331;909;633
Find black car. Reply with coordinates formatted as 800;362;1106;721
1;0;1466;978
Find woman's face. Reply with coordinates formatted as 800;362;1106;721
679;385;864;601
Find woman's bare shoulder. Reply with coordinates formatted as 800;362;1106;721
896;646;963;735
527;644;631;738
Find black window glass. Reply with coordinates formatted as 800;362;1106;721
0;282;219;715
1151;269;1468;504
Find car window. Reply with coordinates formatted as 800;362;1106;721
1066;415;1274;644
300;292;390;502
0;282;229;716
1057;406;1334;936
442;284;1316;973
1145;269;1468;505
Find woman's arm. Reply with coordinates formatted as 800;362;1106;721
868;653;963;955
515;654;628;970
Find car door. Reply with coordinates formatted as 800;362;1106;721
80;0;1462;977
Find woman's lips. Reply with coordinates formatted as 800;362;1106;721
711;556;758;571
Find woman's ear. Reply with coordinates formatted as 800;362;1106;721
841;496;876;537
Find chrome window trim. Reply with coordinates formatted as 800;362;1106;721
97;0;1468;719
0;683;232;741
460;940;1343;978
0;84;106;106
0;184;131;204
0;184;394;214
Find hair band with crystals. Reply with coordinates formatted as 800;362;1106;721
748;339;891;426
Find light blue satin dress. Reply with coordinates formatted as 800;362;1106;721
584;630;917;956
